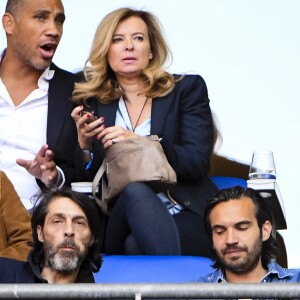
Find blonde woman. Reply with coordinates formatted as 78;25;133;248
72;8;218;256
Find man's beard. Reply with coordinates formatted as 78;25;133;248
43;238;90;274
11;31;52;71
217;235;262;275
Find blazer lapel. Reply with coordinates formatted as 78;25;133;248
151;95;173;135
96;101;119;127
95;96;172;135
47;65;73;149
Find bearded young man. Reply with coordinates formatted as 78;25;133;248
197;186;300;283
0;188;102;283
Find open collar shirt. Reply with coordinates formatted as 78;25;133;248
198;261;300;283
0;49;54;209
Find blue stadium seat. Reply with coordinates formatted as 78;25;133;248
94;255;214;283
211;176;247;189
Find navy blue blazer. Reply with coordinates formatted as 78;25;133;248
75;75;218;217
43;63;78;187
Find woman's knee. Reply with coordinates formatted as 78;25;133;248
120;182;155;202
123;182;144;191
117;182;163;211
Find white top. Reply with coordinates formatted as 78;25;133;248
0;51;60;209
115;97;151;135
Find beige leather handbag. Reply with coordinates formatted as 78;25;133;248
92;135;177;214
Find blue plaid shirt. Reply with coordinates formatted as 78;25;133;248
197;261;300;283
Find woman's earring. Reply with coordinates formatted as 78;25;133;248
149;53;153;60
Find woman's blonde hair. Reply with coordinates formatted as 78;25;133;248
73;7;176;103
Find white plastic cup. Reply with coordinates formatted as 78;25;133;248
71;182;98;197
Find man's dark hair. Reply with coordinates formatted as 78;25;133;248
205;186;278;269
5;0;25;18
30;187;102;272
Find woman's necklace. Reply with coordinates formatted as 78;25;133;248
123;94;148;132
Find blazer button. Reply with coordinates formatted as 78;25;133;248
184;200;191;206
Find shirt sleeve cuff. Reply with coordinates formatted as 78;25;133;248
55;166;65;188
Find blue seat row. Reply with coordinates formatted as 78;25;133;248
211;176;247;189
95;255;214;283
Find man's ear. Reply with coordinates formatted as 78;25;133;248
262;220;272;241
37;225;44;242
2;13;15;35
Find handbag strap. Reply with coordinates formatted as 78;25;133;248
92;160;109;215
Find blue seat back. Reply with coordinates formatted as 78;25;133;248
211;176;247;189
95;255;214;283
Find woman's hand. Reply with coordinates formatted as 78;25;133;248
97;125;138;149
71;105;105;149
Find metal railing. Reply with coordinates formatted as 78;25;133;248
1;283;300;299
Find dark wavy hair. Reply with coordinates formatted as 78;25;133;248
205;186;278;270
30;187;103;272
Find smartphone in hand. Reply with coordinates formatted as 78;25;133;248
80;109;98;124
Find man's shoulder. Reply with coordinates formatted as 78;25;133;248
195;269;221;283
0;256;25;266
0;257;35;283
50;63;77;79
48;63;79;93
267;261;300;282
173;73;206;88
285;268;300;282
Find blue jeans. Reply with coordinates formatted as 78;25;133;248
104;182;181;255
104;182;213;257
